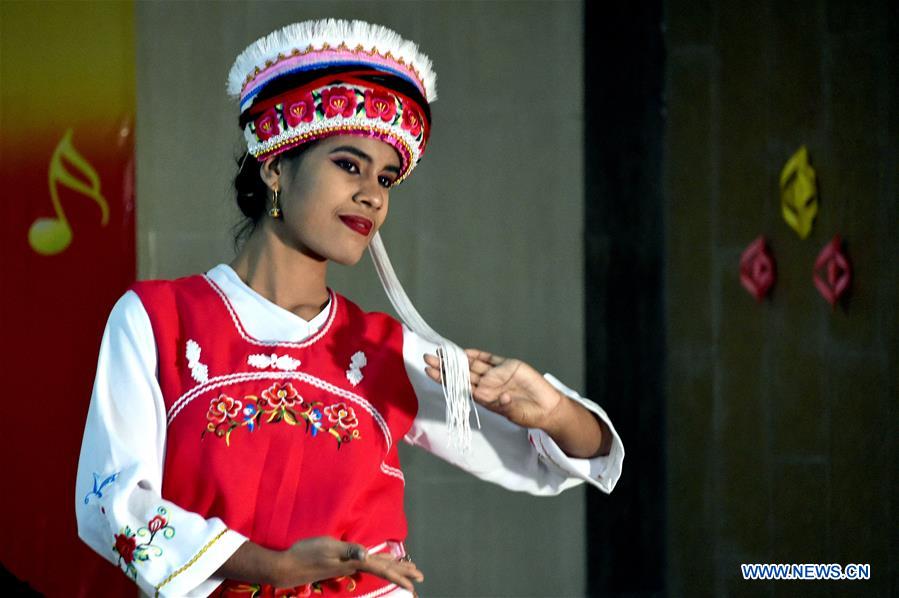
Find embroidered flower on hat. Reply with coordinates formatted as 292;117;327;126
321;86;357;118
254;108;281;141
400;105;422;137
364;89;397;123
284;93;315;127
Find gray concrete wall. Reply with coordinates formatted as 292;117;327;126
137;2;588;596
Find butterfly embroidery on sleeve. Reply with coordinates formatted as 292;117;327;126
84;471;120;504
186;339;209;383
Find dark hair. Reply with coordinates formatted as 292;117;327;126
232;143;314;247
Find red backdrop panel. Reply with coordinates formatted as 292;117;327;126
0;3;137;596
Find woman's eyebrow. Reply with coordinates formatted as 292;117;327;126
330;145;400;174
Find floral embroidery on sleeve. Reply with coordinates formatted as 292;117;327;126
202;382;361;448
113;507;175;579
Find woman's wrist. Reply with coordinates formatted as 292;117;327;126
265;547;290;587
539;391;608;459
538;390;577;437
218;541;287;587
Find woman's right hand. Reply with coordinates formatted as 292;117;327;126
273;536;424;592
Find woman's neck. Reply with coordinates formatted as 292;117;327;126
230;226;331;321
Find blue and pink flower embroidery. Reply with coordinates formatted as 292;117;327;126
202;382;361;447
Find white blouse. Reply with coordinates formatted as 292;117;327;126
76;264;624;597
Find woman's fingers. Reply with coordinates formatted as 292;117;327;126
423;353;440;368
424;350;501;384
358;553;423;592
330;540;368;577
425;350;504;369
426;363;486;388
339;542;367;563
283;537;368;583
468;359;491;377
464;348;505;366
424;364;442;383
472;387;509;407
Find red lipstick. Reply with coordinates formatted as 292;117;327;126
339;215;373;236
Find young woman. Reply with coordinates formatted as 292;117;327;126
76;20;624;598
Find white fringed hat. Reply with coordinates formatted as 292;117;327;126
228;19;436;183
229;20;477;450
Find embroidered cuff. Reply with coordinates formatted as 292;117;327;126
527;373;625;494
154;526;248;597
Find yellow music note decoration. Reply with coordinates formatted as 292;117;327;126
28;129;110;255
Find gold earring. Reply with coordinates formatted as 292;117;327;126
269;188;282;219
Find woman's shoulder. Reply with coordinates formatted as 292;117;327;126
129;271;211;298
334;292;402;331
114;272;220;333
127;270;225;313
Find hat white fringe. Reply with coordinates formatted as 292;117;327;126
228;19;437;102
369;233;479;452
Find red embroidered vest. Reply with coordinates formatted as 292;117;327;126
131;274;418;596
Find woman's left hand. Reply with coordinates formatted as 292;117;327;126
423;348;611;458
423;349;563;430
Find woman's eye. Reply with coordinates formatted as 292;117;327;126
334;159;359;174
378;176;395;189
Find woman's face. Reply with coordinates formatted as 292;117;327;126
264;135;401;265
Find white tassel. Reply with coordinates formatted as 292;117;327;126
368;232;479;452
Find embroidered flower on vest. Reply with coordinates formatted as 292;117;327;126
345;351;367;386
260;382;303;410
207;394;243;424
186;339;209;383
324;402;359;430
202;381;361;448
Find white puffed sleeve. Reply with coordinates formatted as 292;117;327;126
76;291;247;597
400;326;624;495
